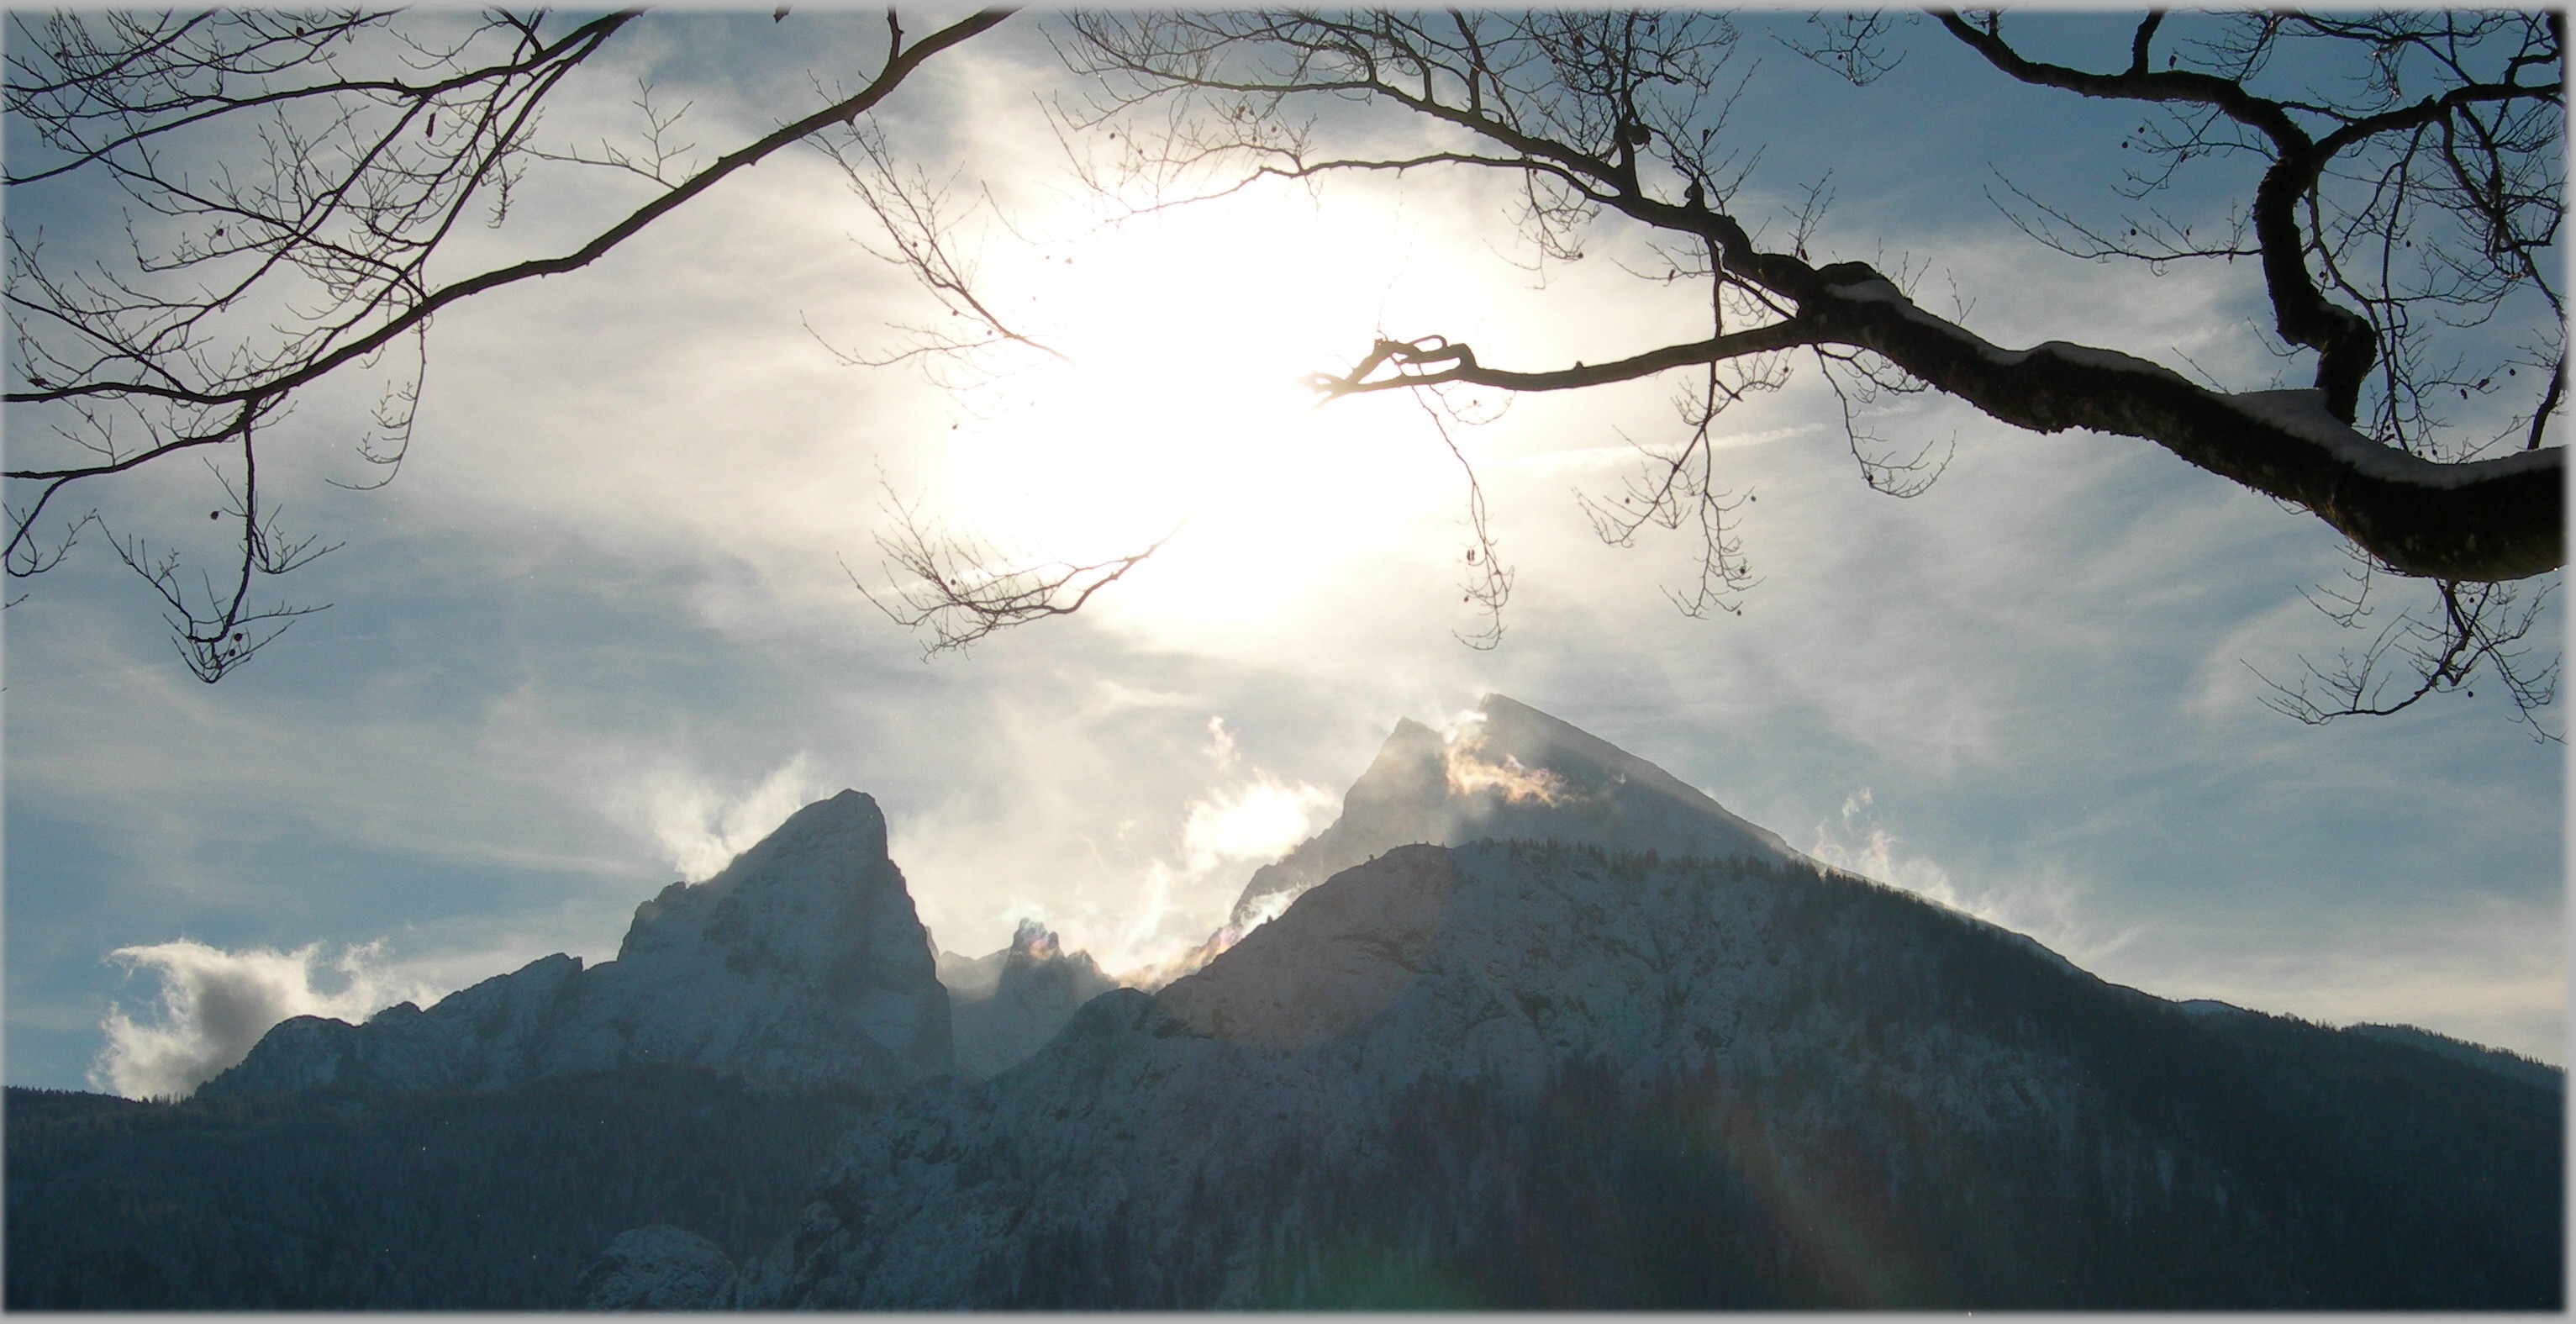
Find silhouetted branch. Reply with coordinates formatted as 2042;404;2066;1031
6;7;1011;679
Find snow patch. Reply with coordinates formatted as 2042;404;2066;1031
2219;388;2558;491
1986;340;2193;385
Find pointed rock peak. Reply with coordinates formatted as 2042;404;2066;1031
949;920;1122;1079
1458;694;1630;789
998;920;1113;995
204;788;949;1100
616;790;894;959
1008;916;1061;962
1457;694;1749;815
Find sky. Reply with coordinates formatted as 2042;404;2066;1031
5;10;2563;1098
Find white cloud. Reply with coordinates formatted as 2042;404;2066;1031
89;940;429;1100
1180;773;1337;876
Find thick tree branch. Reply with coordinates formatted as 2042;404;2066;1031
1935;8;2563;428
1793;266;2561;582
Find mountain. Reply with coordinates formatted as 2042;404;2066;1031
941;920;1121;1079
201;790;949;1099
1214;694;1794;946
710;698;2559;1310
18;699;2560;1310
10;789;941;1309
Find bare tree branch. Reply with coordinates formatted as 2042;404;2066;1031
849;480;1174;657
6;7;1013;679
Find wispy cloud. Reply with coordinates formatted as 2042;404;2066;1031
608;752;832;882
896;701;1343;979
1809;786;2143;971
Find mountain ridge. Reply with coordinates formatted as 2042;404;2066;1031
732;832;2561;1308
34;695;2555;1310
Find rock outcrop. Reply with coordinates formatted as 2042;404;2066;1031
576;1225;739;1311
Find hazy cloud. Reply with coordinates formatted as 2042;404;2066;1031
613;753;832;882
1205;716;1241;771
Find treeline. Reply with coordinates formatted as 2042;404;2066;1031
988;1015;2558;1308
5;1067;872;1309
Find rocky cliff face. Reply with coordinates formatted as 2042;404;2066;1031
201;790;950;1098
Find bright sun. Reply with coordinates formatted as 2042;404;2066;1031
929;182;1497;640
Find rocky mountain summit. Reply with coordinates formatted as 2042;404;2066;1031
202;790;950;1098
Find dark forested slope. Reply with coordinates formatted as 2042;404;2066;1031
6;1067;871;1309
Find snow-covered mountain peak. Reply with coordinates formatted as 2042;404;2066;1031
1216;694;1795;944
620;789;888;952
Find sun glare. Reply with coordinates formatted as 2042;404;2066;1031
930;183;1489;639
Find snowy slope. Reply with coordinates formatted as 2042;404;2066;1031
201;790;951;1098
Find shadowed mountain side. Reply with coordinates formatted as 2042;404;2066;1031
4;1068;872;1310
201;791;950;1099
737;841;2561;1310
1162;846;1462;1050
